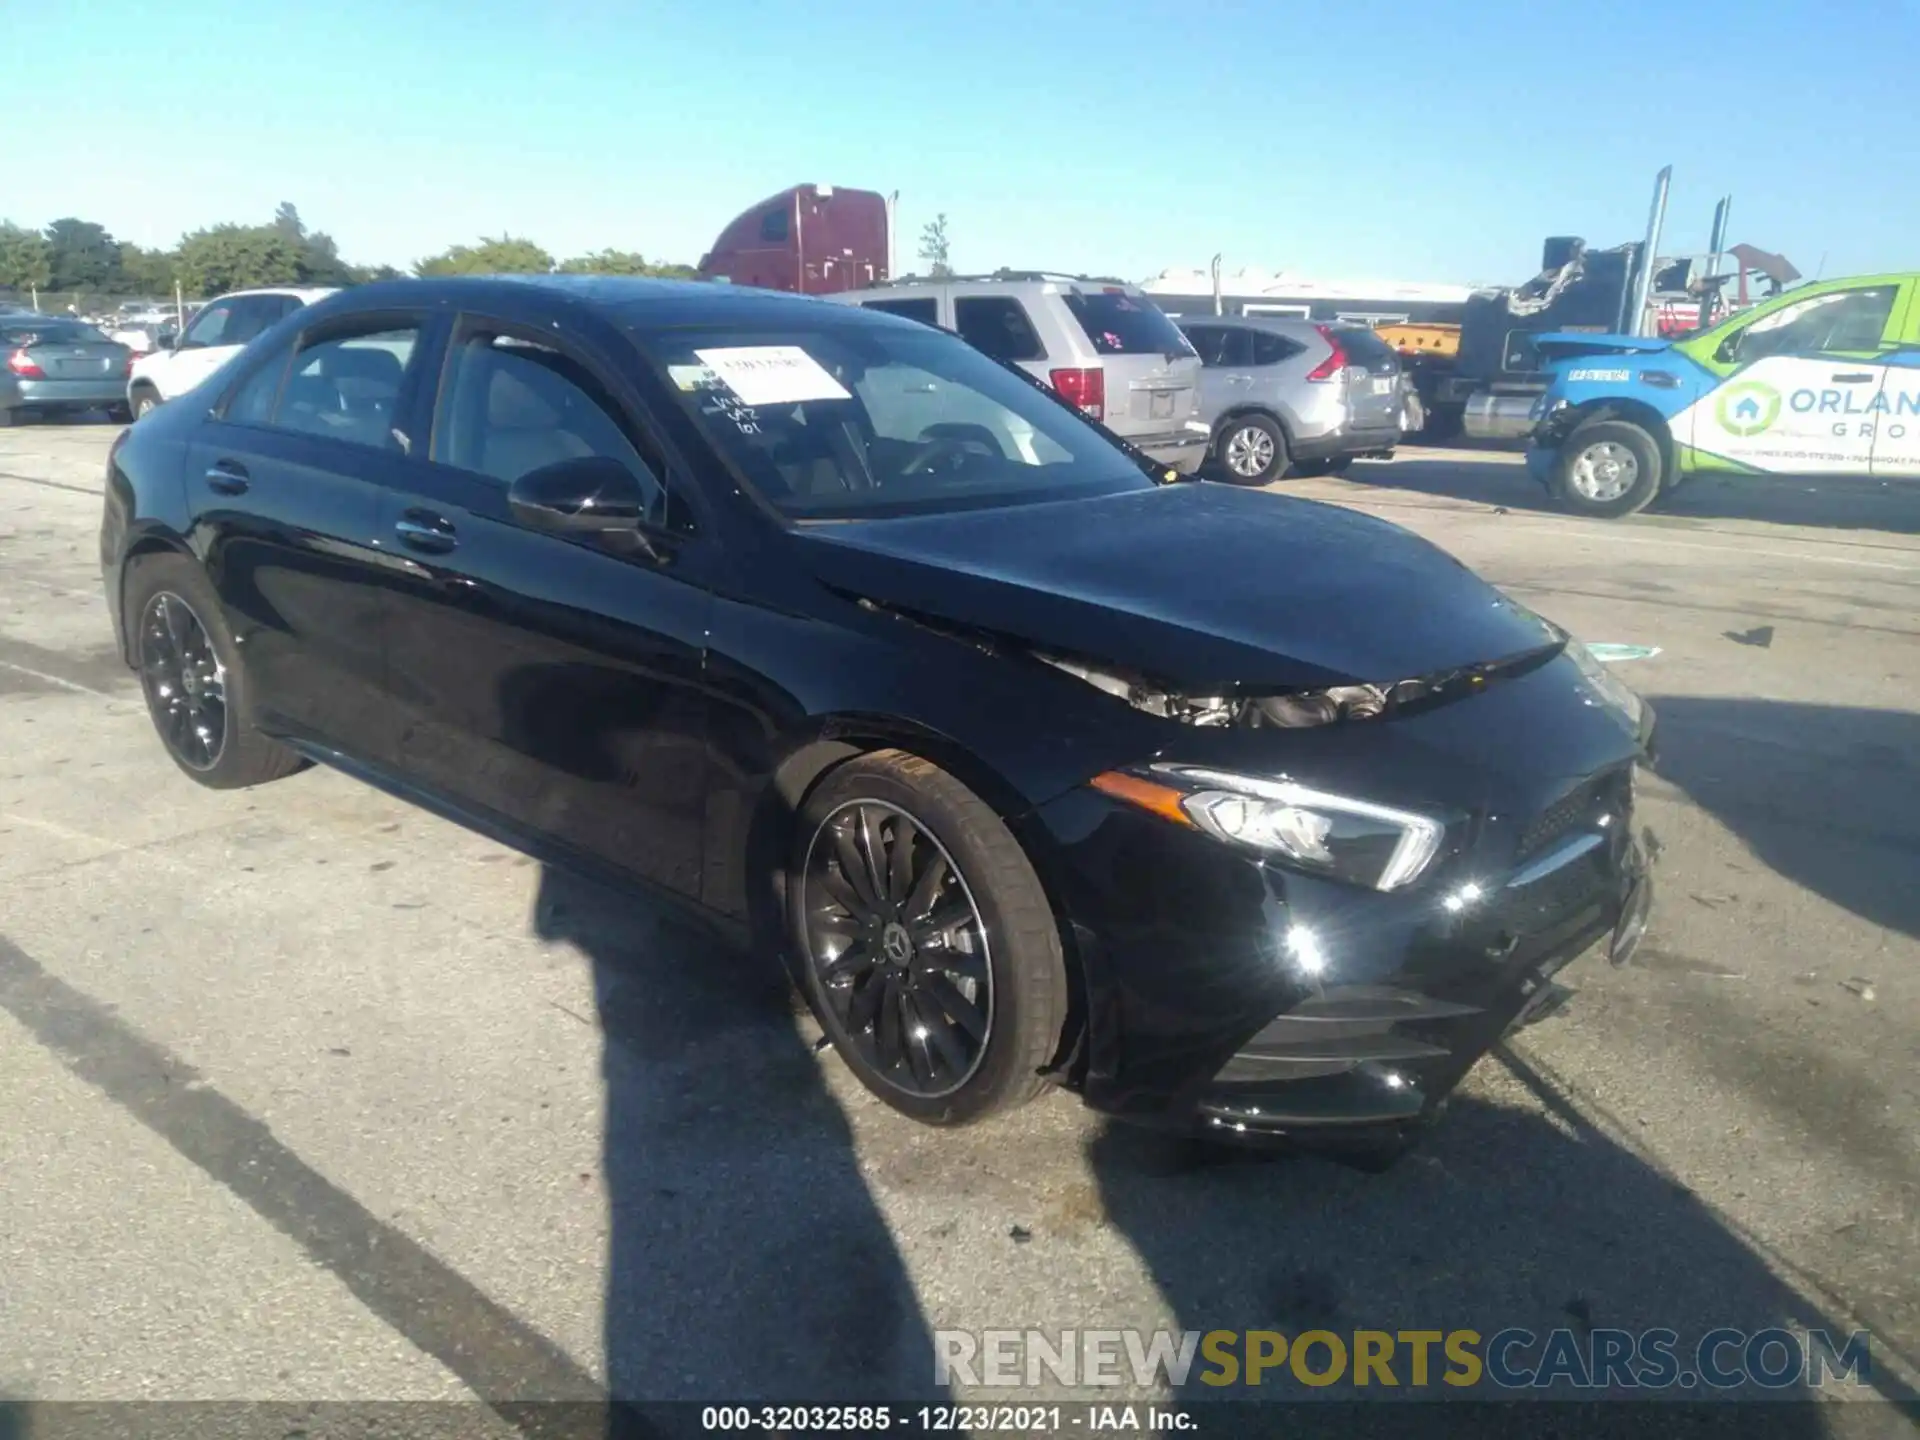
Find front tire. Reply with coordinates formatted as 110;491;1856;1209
1214;414;1287;484
1551;419;1663;518
130;386;162;420
789;750;1068;1126
123;553;307;789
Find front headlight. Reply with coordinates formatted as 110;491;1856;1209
1091;765;1445;892
1566;637;1647;734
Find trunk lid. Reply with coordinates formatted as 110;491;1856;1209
1331;325;1404;430
792;482;1560;691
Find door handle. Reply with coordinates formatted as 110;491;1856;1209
204;461;249;495
1832;372;1875;383
394;512;457;554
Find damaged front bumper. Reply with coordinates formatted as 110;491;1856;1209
1020;745;1656;1156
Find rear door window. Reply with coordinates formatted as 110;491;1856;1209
1064;291;1194;357
954;296;1045;362
863;297;939;325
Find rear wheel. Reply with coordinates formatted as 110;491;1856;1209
1551;419;1663;518
0;407;15;429
124;553;307;789
130;387;162;420
107;402;134;424
1214;415;1287;484
790;750;1068;1126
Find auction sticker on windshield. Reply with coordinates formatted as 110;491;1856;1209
693;346;851;405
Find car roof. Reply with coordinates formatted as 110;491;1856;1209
308;274;888;330
213;286;338;302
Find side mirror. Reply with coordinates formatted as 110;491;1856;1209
508;455;652;534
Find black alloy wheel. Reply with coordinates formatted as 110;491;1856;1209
122;552;307;789
801;798;993;1099
137;590;229;772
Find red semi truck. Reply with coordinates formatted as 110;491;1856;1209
697;184;890;295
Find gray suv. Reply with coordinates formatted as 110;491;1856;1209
1177;316;1404;484
830;274;1208;473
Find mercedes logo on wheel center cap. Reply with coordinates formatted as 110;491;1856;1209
882;922;913;966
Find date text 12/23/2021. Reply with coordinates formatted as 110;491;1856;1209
698;1405;1197;1433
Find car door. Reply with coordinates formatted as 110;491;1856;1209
1870;283;1920;478
185;307;440;759
1689;282;1901;475
1187;322;1253;426
377;311;715;898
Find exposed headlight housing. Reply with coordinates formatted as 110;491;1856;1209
1566;637;1647;735
1092;765;1446;892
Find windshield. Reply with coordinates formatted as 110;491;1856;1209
643;318;1156;520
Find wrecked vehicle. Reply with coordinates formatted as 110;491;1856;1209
102;276;1657;1165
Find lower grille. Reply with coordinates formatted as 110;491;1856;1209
1516;770;1630;862
1212;984;1480;1084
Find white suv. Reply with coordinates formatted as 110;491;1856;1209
128;287;335;417
829;273;1208;473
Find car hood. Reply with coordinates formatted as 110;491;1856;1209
789;485;1561;692
1534;331;1674;363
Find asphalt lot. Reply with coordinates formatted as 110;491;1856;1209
1;421;1917;1433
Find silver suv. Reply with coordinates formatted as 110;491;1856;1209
1176;316;1404;484
829;273;1208;473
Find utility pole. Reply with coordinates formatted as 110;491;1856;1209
887;191;899;281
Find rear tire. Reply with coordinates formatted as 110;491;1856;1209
1212;414;1287;484
0;407;15;428
130;387;162;420
1551;419;1662;519
107;402;134;424
123;553;307;789
789;750;1068;1127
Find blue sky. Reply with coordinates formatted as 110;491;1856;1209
10;0;1916;286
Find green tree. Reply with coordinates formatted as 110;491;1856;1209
44;217;121;291
350;263;404;284
556;248;697;278
917;213;952;278
117;242;177;297
414;235;554;276
174;224;303;297
0;221;54;294
269;202;353;285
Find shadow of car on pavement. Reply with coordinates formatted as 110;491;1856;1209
1346;451;1920;535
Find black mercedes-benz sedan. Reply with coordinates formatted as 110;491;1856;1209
99;275;1656;1160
